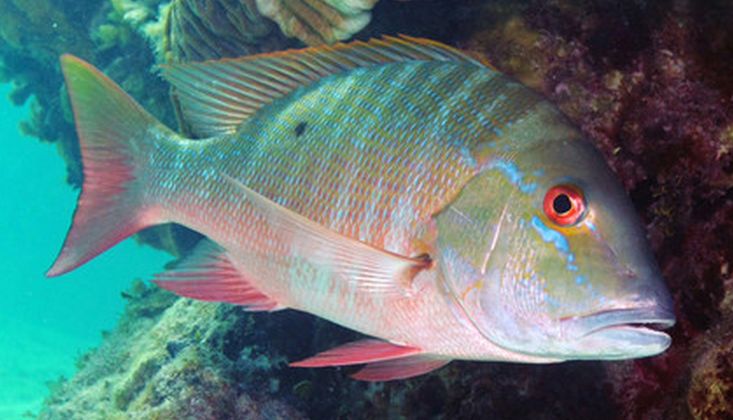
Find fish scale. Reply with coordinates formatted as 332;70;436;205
50;36;675;380
154;61;530;251
150;62;528;347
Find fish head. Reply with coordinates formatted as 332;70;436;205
436;134;675;361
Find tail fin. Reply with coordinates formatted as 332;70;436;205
47;55;170;277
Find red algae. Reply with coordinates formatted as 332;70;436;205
686;317;733;419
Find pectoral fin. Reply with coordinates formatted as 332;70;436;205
222;174;432;296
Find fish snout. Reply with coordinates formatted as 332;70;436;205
616;267;676;327
563;284;676;360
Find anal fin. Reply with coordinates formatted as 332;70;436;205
153;239;282;312
290;339;420;368
352;355;450;382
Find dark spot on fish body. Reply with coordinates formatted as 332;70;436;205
295;122;307;137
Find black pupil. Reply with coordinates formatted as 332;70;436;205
553;194;573;214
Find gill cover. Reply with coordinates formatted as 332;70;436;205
435;168;522;350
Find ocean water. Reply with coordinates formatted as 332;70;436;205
0;84;170;419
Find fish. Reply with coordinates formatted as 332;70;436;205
48;36;675;381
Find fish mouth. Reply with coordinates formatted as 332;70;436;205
564;307;676;359
572;307;676;337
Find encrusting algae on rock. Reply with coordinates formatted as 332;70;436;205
687;314;733;419
39;282;307;419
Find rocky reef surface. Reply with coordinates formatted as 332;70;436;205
2;0;729;418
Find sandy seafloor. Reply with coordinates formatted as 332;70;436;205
0;83;171;418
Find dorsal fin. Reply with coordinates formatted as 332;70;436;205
161;35;490;137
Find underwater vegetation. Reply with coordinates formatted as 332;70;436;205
39;282;308;419
0;0;729;418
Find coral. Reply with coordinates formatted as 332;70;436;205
0;0;95;65
256;0;378;46
162;0;286;63
0;0;103;187
459;2;541;88
91;0;172;59
115;0;380;65
0;0;175;187
0;0;203;258
40;284;627;419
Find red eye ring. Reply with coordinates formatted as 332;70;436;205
543;185;586;226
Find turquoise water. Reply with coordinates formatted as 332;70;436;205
0;84;170;419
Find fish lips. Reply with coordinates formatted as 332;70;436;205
563;307;676;359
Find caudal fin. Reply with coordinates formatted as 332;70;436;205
47;55;170;277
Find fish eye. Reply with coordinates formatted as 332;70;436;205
543;185;586;226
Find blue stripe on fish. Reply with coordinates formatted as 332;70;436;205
530;215;570;254
486;160;538;194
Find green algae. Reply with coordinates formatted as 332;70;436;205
39;283;303;419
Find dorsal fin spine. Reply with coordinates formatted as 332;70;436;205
208;65;281;99
282;59;322;80
192;87;247;113
162;35;491;137
246;61;299;92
